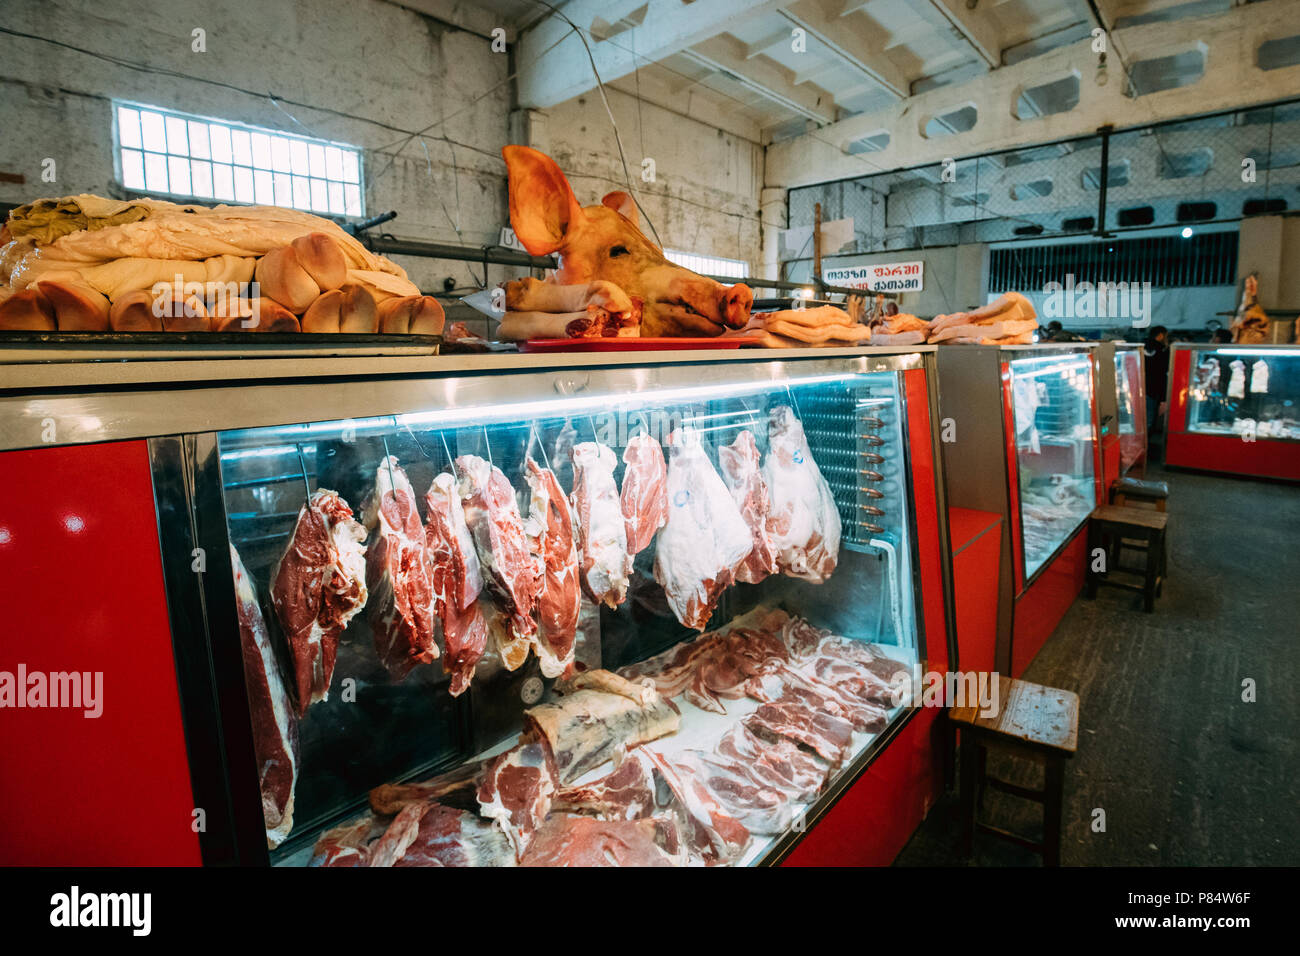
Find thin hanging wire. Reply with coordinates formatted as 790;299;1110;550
481;425;493;467
294;443;312;502
440;431;459;479
380;435;397;491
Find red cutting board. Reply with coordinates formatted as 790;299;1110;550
520;336;763;352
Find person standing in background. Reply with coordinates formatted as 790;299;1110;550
1144;325;1170;434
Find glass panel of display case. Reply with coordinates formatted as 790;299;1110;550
1184;347;1300;440
1007;351;1098;582
214;363;925;866
1115;346;1146;472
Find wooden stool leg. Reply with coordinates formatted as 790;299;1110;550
977;744;988;810
1043;758;1065;867
960;732;977;857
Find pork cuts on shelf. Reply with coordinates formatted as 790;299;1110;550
363;457;438;680
620;433;668;557
524;459;581;678
763;405;842;583
715;724;826;803
653;427;755;630
659;749;792;835
458;454;539;671
424;472;488;696
476;736;559;861
520;815;685;867
718;429;778;584
570;441;631;608
271;488;368;715
745;699;855;765
231;545;299;849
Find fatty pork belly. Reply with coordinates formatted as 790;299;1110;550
271;489;368;715
457;454;540;671
620;433;668;557
524;458;581;677
424;472;488;695
718;429;778;584
570;441;632;608
231;545;298;848
715;724;828;803
763;405;842;583
363;458;438;679
653;427;754;630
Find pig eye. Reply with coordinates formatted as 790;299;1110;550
609;245;630;258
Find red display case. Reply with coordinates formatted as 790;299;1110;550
0;345;956;867
1165;343;1300;481
937;345;1101;677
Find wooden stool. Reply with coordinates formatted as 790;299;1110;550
950;676;1079;866
1086;505;1168;612
1111;476;1169;512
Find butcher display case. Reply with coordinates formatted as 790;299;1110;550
1114;342;1147;476
1165;344;1300;481
936;344;1101;676
0;346;954;867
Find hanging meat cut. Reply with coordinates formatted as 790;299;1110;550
476;736;559;861
524;459;581;677
718;429;777;584
271;488;368;715
653;427;755;630
363;458;438;679
570;441;631;608
231;545;298;849
763;405;841;583
620;433;668;557
458;454;539;670
424;472;488;695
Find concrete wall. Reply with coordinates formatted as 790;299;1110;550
786;243;988;317
0;0;767;313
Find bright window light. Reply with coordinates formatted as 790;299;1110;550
665;248;749;279
113;101;364;217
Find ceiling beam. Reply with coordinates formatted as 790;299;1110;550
681;34;838;124
779;0;910;98
516;0;785;109
924;0;1003;68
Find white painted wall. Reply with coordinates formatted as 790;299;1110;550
0;0;768;314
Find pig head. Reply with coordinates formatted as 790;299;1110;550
502;145;752;337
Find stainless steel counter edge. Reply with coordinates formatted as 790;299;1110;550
0;346;932;451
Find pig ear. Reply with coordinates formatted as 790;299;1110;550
503;145;586;256
600;191;639;227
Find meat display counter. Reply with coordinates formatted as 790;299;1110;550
936;345;1101;677
1114;342;1147;476
0;347;954;867
1165;344;1300;481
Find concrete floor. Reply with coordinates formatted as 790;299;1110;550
896;461;1300;866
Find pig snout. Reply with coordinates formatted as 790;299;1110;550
720;283;753;328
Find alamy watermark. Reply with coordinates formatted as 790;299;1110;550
1042;274;1151;328
0;664;103;718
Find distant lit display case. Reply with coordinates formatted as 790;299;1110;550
0;348;954;867
937;345;1101;676
1166;344;1300;481
1114;343;1147;475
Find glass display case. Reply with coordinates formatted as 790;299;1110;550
1166;344;1300;481
1114;343;1147;474
202;353;940;867
1005;351;1100;583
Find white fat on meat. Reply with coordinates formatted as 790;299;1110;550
570;441;631;608
458;454;539;670
653;427;755;631
665;749;793;836
524;459;581;678
715;724;827;803
424;472;489;696
231;545;298;849
620;433;668;557
762;405;841;583
718;429;778;584
476;737;559;861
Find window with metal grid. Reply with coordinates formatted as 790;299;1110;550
113;102;364;217
987;231;1239;292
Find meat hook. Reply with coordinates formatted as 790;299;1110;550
294;443;312;502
